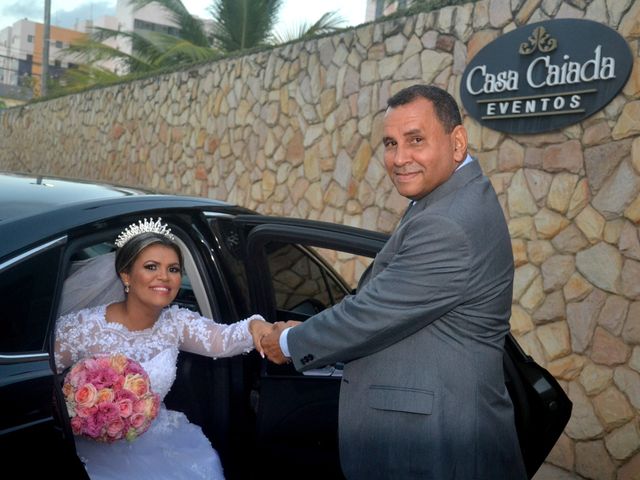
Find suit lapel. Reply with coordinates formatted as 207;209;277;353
409;159;482;217
358;159;482;290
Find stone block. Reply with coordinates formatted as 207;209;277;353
545;433;575;471
565;382;605;440
547;354;587;381
564;272;593;303
592;327;631;366
593;386;635;429
527;240;555;266
617;451;640;480
541;255;575;292
567;289;607;353
593;161;640;220
548;173;580;214
510;304;535;336
622;260;640;299
537;321;571;361
604;421;640;461
575;440;616;480
575;205;606;243
576;243;622;294
614;366;640;410
598;295;630;337
552;224;589;254
524;168;553;203
521;275;545;311
580;362;613;396
534;208;570;239
543;140;583;174
612;101;640;140
533;289;565;324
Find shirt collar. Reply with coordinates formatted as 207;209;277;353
409;154;474;206
456;153;473;171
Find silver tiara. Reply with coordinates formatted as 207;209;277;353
114;217;175;248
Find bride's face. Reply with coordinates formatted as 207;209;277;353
121;244;182;309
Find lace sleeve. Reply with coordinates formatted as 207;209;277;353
172;307;264;358
54;312;82;373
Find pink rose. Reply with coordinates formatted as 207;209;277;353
125;361;145;376
75;383;98;408
110;354;128;374
129;413;146;429
86;366;119;390
116;389;136;402
96;356;112;369
96;388;115;404
124;374;149;397
75;405;97;419
117;398;133;418
70;416;84;435
84;414;105;439
96;401;119;424
106;418;125;439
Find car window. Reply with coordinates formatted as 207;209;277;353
206;217;252;317
0;243;63;353
266;243;348;314
207;217;353;317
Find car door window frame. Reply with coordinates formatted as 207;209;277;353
242;222;386;322
0;235;67;361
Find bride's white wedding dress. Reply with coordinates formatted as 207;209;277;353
55;304;261;479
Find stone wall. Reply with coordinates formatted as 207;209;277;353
1;0;639;478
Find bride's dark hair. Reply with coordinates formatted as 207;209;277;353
115;232;184;275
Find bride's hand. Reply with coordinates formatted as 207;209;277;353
248;318;273;358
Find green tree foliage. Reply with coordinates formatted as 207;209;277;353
52;0;344;96
209;0;283;52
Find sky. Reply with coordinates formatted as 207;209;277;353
0;0;367;34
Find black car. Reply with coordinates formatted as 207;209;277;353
0;172;571;478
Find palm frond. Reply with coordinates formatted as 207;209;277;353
209;0;283;53
51;64;121;95
64;37;155;73
271;11;345;44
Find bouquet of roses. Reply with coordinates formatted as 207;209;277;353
62;353;160;443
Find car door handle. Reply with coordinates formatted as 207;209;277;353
301;363;343;377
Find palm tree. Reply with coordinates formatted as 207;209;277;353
53;0;345;94
209;0;345;52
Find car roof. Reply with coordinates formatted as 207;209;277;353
0;171;154;221
0;172;245;261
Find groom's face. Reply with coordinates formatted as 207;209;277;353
382;97;466;200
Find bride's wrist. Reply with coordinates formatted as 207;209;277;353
248;317;265;335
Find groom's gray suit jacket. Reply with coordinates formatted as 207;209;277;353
288;160;527;479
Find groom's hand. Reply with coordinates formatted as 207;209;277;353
261;321;299;364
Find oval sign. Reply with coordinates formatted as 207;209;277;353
460;19;633;134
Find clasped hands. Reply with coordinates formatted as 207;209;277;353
249;320;301;364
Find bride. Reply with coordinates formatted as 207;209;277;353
55;218;272;479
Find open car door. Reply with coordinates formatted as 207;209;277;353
236;216;385;479
236;215;571;479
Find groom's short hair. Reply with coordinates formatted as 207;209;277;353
387;85;462;134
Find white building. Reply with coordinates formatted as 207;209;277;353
365;0;409;21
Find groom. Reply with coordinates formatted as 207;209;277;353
261;84;527;479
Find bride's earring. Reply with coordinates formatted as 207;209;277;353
124;283;130;294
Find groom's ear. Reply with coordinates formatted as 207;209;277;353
451;125;468;163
